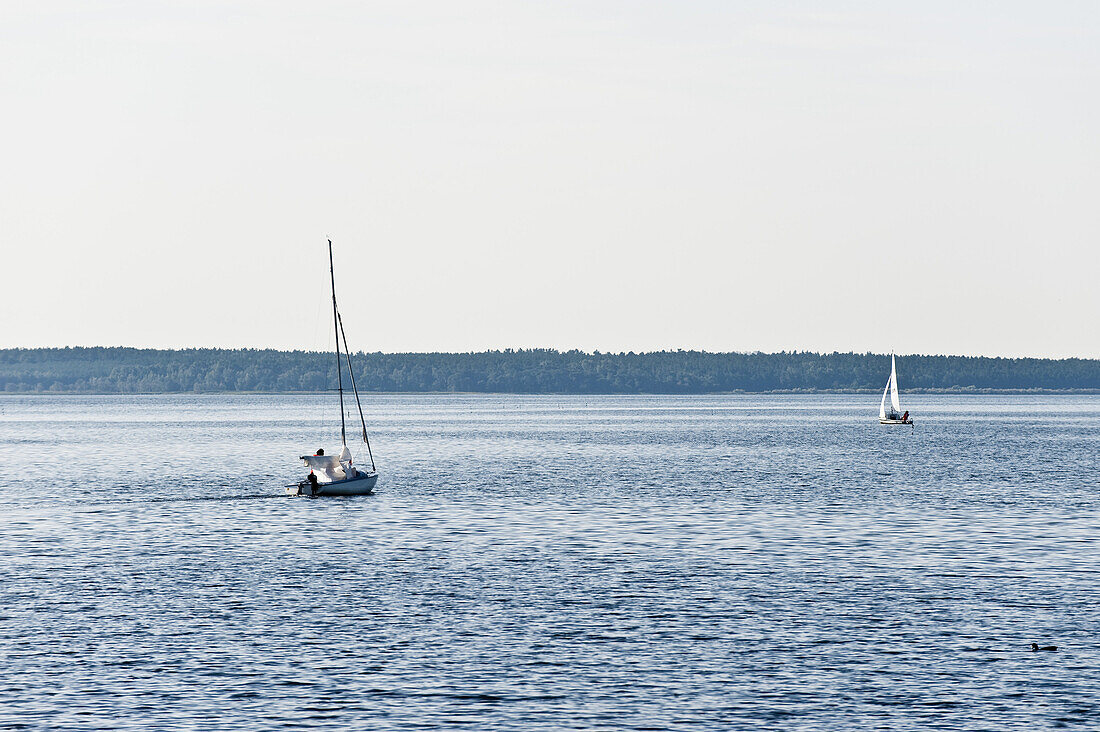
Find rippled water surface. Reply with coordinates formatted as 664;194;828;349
1;393;1098;730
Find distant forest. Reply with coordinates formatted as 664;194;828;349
1;348;1097;394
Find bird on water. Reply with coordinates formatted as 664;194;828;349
1031;643;1058;652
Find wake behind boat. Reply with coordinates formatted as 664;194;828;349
289;240;378;497
879;353;913;425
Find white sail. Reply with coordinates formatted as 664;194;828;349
879;381;889;419
301;454;348;483
889;354;901;412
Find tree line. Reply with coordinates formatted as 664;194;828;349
0;347;1097;394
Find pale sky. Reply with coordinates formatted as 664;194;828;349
2;1;1098;357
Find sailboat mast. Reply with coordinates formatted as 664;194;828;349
328;239;347;447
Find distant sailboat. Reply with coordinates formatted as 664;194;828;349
289;240;379;496
879;354;913;425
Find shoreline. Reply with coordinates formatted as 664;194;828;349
2;389;1097;397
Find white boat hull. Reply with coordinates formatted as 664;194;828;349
880;419;913;425
288;472;378;497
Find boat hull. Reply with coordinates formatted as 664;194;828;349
289;472;378;497
880;419;913;425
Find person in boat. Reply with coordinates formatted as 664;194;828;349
902;410;909;422
307;447;342;482
306;471;319;496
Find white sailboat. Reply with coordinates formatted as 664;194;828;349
879;354;912;425
289;240;379;497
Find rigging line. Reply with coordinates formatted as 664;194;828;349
337;308;376;472
328;239;346;447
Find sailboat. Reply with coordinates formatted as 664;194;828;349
879;353;913;425
289;240;379;496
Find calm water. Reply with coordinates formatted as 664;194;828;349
1;393;1098;730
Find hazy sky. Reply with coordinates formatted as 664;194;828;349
2;1;1098;357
